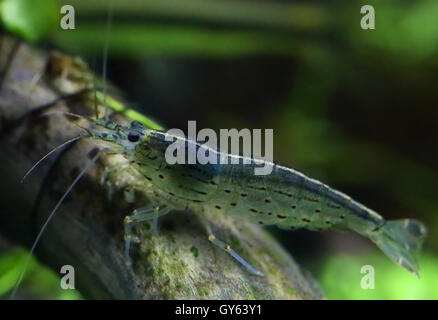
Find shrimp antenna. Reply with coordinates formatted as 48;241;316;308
102;0;113;121
40;110;94;135
10;152;101;299
90;56;99;120
41;111;92;122
21;135;85;183
94;83;99;120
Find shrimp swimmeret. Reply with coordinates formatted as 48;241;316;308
84;118;427;278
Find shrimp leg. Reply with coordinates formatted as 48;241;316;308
204;224;263;277
123;205;170;262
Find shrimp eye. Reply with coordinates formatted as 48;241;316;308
128;132;140;142
130;120;143;128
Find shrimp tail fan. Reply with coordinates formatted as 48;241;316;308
368;219;427;278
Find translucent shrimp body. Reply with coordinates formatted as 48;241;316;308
91;120;427;278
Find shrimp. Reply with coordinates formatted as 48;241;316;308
87;119;427;278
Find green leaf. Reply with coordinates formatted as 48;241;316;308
0;248;83;299
0;0;59;42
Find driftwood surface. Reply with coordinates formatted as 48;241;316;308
0;36;323;299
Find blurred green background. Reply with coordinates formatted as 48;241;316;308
1;0;437;299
